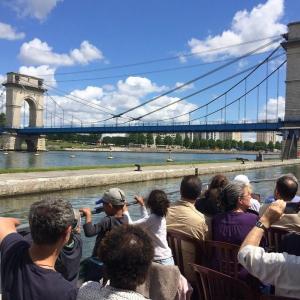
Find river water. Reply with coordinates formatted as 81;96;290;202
0;160;299;259
0;150;278;169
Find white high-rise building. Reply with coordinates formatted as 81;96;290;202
257;132;278;143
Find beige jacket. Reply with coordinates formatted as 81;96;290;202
166;200;209;282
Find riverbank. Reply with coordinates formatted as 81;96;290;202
0;159;298;198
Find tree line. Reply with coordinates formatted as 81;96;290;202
102;133;281;151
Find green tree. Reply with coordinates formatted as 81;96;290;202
238;140;244;150
155;134;162;145
146;133;154;146
128;133;139;144
183;136;190;148
244;141;253;151
208;139;216;149
199;139;208;149
275;141;281;150
174;133;183;146
102;136;112;145
191;137;200;149
231;140;238;149
137;133;146;145
268;141;275;151
0;113;6;127
215;139;224;149
224;139;231;150
164;135;173;146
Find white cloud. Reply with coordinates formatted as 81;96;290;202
19;65;57;87
0;22;25;40
117;76;167;97
5;0;63;21
188;0;286;61
19;38;104;67
43;76;197;126
174;82;195;92
259;96;285;120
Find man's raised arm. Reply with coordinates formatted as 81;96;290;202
0;217;20;243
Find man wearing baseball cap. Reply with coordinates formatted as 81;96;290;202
80;188;129;257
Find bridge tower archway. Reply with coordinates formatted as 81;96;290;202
1;72;46;151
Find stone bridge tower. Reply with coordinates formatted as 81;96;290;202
1;72;46;151
281;22;300;159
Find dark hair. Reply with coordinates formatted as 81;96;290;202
29;198;74;245
197;174;228;216
221;181;247;212
147;190;170;217
180;175;202;200
276;174;298;201
98;225;154;290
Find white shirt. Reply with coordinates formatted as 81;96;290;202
249;198;260;213
125;206;173;261
238;245;300;298
77;282;147;300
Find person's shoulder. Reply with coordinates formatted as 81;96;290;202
0;232;29;252
77;281;103;300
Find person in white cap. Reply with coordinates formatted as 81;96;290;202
234;174;261;213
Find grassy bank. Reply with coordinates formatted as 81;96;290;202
0;159;240;174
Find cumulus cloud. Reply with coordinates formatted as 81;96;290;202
43;76;197;126
19;65;57;87
0;22;25;40
19;38;104;67
4;0;63;21
259;96;285;120
188;0;286;61
174;82;195;92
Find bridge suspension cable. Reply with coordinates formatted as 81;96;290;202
95;38;282;124
158;46;283;122
44;49;279;84
190;60;286;122
38;34;283;77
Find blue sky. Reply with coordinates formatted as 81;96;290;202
0;0;299;136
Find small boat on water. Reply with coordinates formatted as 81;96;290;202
70;154;76;158
107;149;114;159
166;150;174;162
3;152;8;155
34;153;39;156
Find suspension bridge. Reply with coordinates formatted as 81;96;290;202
0;22;300;157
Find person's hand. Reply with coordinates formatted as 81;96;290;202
260;200;286;228
123;203;128;212
79;208;92;217
134;195;145;206
0;217;20;242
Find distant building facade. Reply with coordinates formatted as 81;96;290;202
256;131;277;144
219;132;242;141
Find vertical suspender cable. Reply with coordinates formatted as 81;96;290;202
244;79;247;123
224;93;227;123
265;59;269;122
276;68;280;120
257;86;260;122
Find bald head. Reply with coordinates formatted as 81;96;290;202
275;174;298;201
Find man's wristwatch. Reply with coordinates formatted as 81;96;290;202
255;220;268;231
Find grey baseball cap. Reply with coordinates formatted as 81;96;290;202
99;188;126;206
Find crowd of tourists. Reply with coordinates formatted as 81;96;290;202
1;172;300;299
